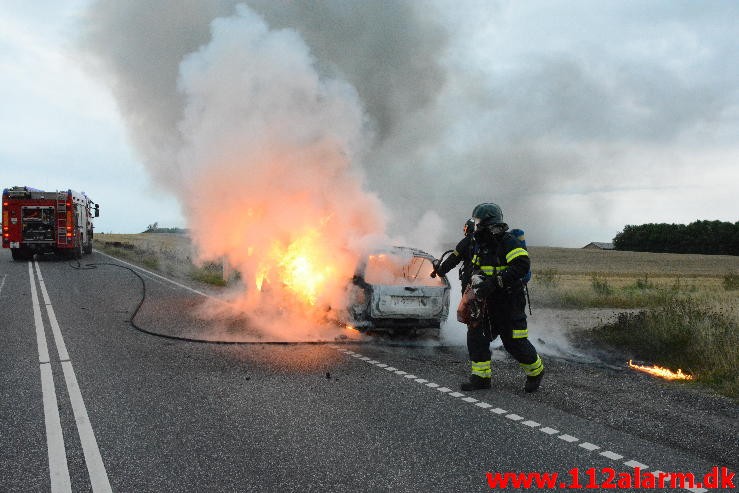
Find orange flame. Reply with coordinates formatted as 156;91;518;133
628;360;694;381
255;228;341;306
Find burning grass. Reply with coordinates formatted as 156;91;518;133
589;298;738;398
526;247;739;398
627;360;694;381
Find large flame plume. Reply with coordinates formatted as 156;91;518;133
628;360;694;381
173;7;386;339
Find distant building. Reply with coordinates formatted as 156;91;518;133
583;242;615;250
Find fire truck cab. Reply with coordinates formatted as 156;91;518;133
2;186;99;261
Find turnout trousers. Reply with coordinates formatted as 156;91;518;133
466;291;543;377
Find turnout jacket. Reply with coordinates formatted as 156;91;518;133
436;235;474;289
471;232;530;296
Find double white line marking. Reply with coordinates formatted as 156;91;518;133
29;260;112;493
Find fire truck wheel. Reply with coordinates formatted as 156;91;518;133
73;241;83;259
11;248;33;261
83;242;92;255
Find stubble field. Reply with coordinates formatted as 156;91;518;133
93;234;739;397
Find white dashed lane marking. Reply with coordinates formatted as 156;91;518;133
624;460;649;469
600;451;624;460
335;348;711;492
559;434;579;443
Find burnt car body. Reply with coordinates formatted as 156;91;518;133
345;246;450;335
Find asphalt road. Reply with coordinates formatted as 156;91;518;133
1;248;736;492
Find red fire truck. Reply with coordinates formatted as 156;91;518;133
2;186;99;261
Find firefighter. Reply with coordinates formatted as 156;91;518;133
432;218;476;293
463;202;544;393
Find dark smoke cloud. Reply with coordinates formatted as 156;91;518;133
80;0;449;197
243;1;448;142
81;1;739;247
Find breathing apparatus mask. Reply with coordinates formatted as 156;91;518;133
473;218;508;243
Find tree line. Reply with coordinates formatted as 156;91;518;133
613;220;739;255
143;222;188;234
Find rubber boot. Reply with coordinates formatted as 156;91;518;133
524;369;544;393
461;375;491;391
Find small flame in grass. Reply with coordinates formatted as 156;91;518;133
628;360;694;381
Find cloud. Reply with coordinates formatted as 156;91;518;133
78;0;739;247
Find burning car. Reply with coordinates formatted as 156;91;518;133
344;246;450;335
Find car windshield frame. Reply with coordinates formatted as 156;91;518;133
359;248;447;288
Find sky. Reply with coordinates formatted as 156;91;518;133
1;0;737;248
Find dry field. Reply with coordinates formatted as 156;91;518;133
528;246;738;315
524;247;738;398
95;232;192;259
530;246;739;277
93;235;739;309
94;234;738;397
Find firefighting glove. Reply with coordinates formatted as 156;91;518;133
471;274;491;297
472;274;504;297
430;259;442;278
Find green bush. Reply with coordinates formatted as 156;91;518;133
591;275;613;296
142;257;159;270
723;272;739;291
631;274;655;290
190;263;227;286
592;298;738;398
670;277;697;293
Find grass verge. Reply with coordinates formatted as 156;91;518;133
590;297;738;399
190;263;227;286
94;239;228;287
94;241;160;270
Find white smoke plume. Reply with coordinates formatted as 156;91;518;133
81;1;739;251
179;7;388;338
83;3;394;338
79;1;738;339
